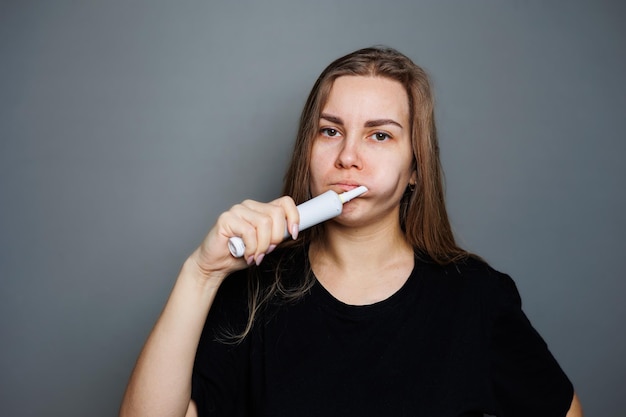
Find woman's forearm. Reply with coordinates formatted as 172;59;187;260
119;195;298;416
119;258;224;417
566;392;583;417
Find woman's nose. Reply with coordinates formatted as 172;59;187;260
334;136;362;169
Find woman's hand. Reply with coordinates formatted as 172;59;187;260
188;196;300;284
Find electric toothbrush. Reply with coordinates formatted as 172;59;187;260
228;185;368;258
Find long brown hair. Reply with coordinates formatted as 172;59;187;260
226;46;468;343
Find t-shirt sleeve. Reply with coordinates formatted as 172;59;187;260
489;273;574;417
191;270;251;417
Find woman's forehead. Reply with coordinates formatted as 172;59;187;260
321;76;410;124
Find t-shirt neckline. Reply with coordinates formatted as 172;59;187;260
310;255;422;320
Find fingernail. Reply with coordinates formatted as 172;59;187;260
255;253;265;266
267;244;277;254
291;224;299;240
246;255;255;265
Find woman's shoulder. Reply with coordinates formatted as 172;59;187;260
415;252;519;302
416;251;504;278
412;253;527;332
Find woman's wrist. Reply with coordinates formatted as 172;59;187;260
182;252;229;292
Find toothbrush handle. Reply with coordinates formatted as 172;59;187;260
228;190;342;258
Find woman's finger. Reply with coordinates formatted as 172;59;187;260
228;201;284;262
269;196;300;240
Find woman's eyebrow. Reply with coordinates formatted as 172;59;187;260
364;119;403;129
320;113;343;125
320;113;403;129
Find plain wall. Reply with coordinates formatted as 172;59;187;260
1;1;624;416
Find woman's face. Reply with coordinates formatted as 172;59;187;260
309;75;416;229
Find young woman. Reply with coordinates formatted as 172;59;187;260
120;47;582;417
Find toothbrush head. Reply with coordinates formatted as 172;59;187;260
338;186;368;203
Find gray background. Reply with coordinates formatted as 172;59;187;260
1;1;624;416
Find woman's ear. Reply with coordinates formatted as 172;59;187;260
407;170;417;192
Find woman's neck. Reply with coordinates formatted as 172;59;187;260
308;219;415;305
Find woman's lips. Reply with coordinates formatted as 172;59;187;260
333;183;362;192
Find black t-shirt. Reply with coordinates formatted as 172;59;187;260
192;248;573;417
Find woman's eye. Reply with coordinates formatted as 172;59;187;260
372;132;391;141
321;128;339;137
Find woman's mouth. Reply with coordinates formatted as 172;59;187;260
334;183;363;192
